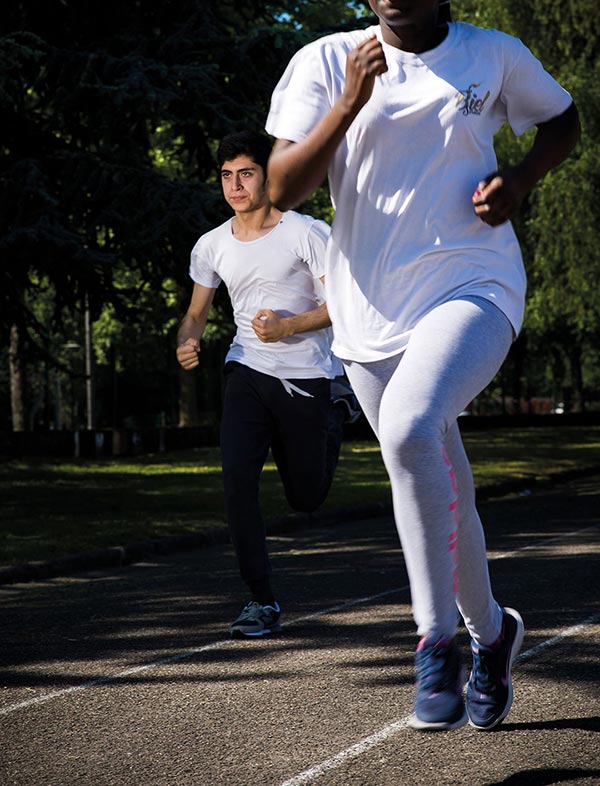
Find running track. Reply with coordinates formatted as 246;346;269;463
1;474;599;785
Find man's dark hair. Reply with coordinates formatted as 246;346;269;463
217;131;273;174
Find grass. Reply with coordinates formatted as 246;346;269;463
1;425;599;566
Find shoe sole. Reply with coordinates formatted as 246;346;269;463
467;607;525;731
408;709;468;732
230;623;283;639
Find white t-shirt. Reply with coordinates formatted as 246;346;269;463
189;210;341;379
266;22;573;362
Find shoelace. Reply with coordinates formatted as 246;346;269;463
471;646;501;693
416;645;455;691
239;601;264;621
239;601;278;621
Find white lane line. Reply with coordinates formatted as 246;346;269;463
515;611;600;664
278;718;412;786
277;610;600;786
493;524;600;561
0;639;230;717
282;586;407;628
1;526;596;717
0;587;408;718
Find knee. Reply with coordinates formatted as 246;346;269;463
284;482;326;514
285;491;322;514
380;413;442;470
221;461;257;497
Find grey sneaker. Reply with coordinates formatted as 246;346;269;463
230;601;282;639
330;378;361;424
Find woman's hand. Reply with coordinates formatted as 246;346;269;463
472;168;530;227
342;36;388;113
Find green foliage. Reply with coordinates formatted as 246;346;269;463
1;1;308;344
267;1;372;30
455;0;599;407
3;0;600;426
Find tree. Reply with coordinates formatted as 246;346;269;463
456;0;600;411
1;1;372;430
8;324;27;430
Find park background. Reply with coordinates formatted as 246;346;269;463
1;0;600;571
2;0;600;450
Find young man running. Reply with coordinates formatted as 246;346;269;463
177;131;358;638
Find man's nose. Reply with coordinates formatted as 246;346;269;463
232;175;242;190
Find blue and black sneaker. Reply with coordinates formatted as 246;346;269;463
466;607;524;730
230;600;282;639
408;636;467;731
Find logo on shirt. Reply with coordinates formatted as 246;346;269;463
455;83;490;116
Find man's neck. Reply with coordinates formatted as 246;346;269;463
232;205;283;241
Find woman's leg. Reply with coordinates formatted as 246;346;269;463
346;298;513;644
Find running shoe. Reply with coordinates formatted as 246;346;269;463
330;378;362;424
229;600;282;639
466;607;524;730
408;636;467;730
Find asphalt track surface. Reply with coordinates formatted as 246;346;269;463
1;474;599;786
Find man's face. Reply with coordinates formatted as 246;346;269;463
220;155;268;213
367;0;440;34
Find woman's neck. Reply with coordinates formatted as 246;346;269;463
380;21;448;54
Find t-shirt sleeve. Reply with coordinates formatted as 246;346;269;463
266;42;334;142
500;34;573;136
303;219;331;279
189;237;221;289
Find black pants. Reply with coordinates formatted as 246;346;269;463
220;362;345;587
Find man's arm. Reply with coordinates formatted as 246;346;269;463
176;283;217;370
252;276;332;343
252;303;331;343
473;102;581;227
267;36;388;210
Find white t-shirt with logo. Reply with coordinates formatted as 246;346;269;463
266;22;573;362
189;210;341;379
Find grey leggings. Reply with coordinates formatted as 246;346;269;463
344;297;514;645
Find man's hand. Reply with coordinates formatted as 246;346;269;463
342;35;388;113
252;309;292;343
176;337;201;370
472;168;530;227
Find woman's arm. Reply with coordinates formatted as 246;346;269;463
267;36;388;210
473;102;581;227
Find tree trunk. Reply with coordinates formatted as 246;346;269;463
178;365;199;427
511;334;525;414
568;343;585;413
9;323;27;431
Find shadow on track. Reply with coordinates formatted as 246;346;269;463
482;767;600;785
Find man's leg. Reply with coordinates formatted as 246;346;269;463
269;377;345;513
220;363;274;603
